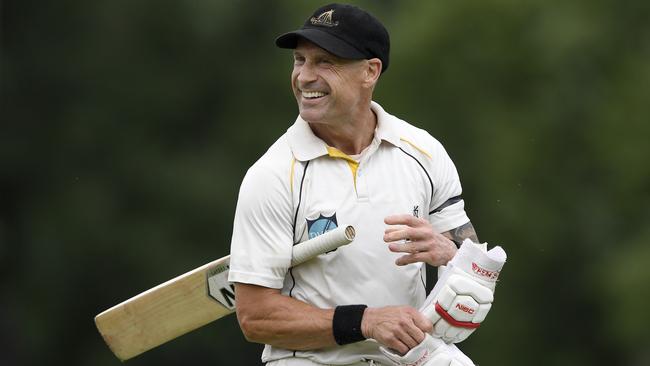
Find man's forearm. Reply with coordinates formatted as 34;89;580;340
442;221;479;247
235;282;434;354
235;283;337;350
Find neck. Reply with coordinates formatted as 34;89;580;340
309;107;376;155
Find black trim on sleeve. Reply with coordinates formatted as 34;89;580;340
429;195;463;215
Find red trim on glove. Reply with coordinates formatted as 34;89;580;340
435;302;481;329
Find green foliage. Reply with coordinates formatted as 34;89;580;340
2;0;649;365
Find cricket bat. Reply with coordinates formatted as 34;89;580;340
95;225;356;361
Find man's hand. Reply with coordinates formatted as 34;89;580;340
384;214;457;267
361;306;433;355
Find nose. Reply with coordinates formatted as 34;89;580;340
296;62;318;86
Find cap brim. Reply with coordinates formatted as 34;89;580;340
275;28;366;60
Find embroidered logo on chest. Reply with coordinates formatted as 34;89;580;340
306;213;338;240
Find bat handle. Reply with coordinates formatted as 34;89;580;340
291;225;356;266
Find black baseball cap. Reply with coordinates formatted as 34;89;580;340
275;3;390;73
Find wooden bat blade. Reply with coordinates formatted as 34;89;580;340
94;256;233;361
95;225;355;361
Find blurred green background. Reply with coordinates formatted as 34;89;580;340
2;0;649;365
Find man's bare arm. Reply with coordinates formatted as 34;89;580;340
235;283;336;350
235;283;432;355
442;221;479;247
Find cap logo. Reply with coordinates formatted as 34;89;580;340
310;9;339;27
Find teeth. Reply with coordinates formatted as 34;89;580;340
302;91;326;99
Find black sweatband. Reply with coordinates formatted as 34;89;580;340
332;304;367;345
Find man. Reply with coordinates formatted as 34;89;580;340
228;3;481;365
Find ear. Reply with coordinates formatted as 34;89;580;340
363;58;382;87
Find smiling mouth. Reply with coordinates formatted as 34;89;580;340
301;91;328;99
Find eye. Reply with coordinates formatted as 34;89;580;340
293;55;305;65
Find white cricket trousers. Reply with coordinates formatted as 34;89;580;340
266;358;385;366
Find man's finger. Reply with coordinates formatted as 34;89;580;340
391;341;410;357
384;225;409;234
383;226;410;242
412;312;434;335
395;253;427;266
403;322;427;346
389;326;422;353
384;227;430;243
384;214;420;226
388;241;425;254
384;228;411;243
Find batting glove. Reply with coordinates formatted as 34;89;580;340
420;239;507;343
381;333;475;366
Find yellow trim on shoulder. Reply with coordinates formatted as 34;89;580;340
289;157;296;194
400;137;432;160
326;146;360;188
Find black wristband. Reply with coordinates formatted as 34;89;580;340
332;304;368;345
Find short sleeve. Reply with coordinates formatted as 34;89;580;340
228;164;294;289
427;141;470;233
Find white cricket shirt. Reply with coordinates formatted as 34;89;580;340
229;101;470;365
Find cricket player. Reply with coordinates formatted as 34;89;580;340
228;3;489;365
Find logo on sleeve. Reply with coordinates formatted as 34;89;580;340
306;213;338;239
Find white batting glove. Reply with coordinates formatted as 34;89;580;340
380;333;475;366
420;239;507;343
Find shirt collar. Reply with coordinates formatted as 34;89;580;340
287;101;401;162
371;101;401;147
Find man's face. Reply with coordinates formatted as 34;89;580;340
291;39;369;125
